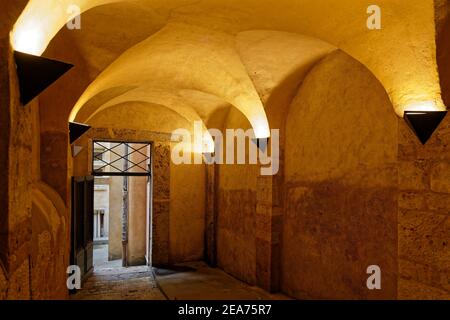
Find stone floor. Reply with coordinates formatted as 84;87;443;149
72;244;289;300
73;245;164;300
93;244;111;268
154;262;289;300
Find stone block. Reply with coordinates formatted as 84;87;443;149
425;192;450;212
398;161;428;191
398;278;450;300
399;211;450;269
399;259;441;289
153;143;170;200
399;192;426;210
430;162;450;194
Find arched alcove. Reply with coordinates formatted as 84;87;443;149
284;50;398;299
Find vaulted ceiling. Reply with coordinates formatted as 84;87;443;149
12;0;447;145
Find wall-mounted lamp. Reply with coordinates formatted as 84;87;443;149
404;110;447;144
69;122;91;144
14;51;73;105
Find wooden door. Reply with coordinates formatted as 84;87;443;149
71;176;94;285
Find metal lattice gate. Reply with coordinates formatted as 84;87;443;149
92;141;152;176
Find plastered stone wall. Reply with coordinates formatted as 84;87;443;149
30;94;70;299
0;35;33;300
283;51;399;299
169;162;205;263
31;183;68;299
217;108;259;285
40;29;92;203
1;1;68;299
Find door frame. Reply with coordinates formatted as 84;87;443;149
89;139;153;268
70;175;94;287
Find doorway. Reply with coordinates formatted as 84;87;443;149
91;140;153;270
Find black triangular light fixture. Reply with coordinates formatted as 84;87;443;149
14;51;74;105
69;122;91;144
404;110;448;144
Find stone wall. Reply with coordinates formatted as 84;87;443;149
31;183;68;299
397;116;450;299
0;1;69;299
108;176;123;260
169;162;205;263
0;41;33;300
216;109;259;285
151;142;171;266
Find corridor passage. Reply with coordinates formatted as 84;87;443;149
4;0;450;302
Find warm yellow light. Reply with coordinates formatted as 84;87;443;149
251;113;271;139
12;26;44;55
403;101;440;112
202;134;215;153
11;0;103;56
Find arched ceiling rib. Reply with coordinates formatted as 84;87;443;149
83;88;212;129
73;27;341;151
72;22;271;138
13;0;446;122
